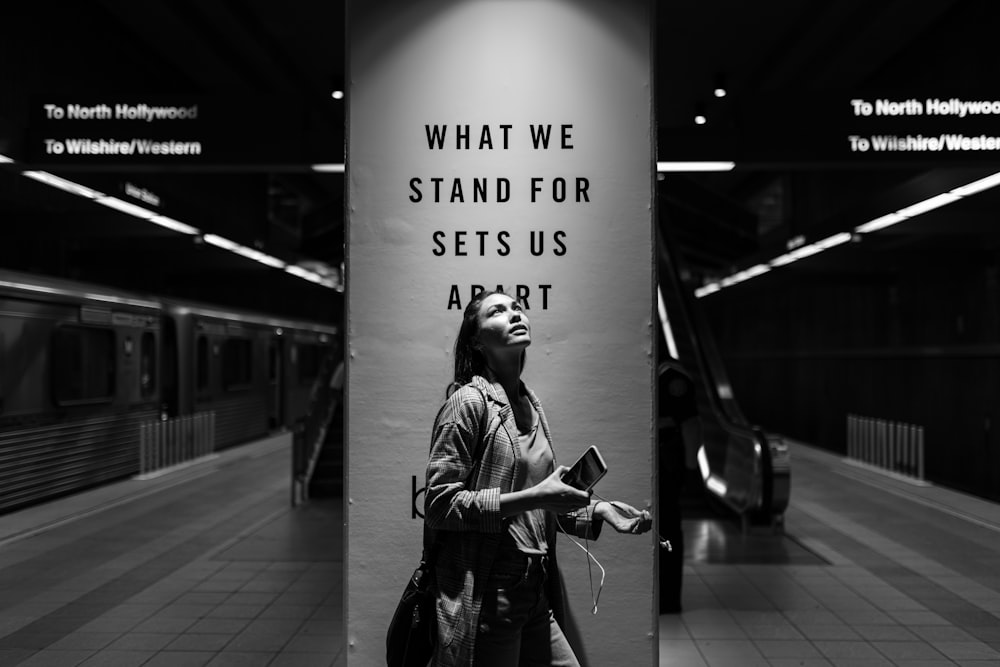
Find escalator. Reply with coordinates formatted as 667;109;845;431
657;230;790;527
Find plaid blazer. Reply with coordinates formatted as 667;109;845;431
424;375;601;666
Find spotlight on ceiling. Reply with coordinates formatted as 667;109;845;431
713;73;727;98
694;103;707;125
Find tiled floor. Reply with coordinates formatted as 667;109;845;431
0;434;998;666
0;436;342;667
660;441;1000;666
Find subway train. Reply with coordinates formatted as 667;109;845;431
0;269;339;515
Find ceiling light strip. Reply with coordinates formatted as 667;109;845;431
148;215;200;235
96;195;156;219
311;163;346;173
657;161;735;173
15;168;342;289
23;170;104;199
696;170;1000;299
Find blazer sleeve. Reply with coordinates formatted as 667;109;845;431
424;387;503;533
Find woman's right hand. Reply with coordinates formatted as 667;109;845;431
531;465;591;513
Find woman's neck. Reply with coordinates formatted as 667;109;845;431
485;358;522;403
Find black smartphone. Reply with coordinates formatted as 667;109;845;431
561;445;608;491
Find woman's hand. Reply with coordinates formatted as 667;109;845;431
596;501;652;534
530;465;592;513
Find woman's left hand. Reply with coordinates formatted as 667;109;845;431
596;501;653;534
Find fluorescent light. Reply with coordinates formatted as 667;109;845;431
657;161;735;173
331;90;344;100
694;115;707;125
203;233;289;270
656;286;679;359
815;232;852;250
949;171;1000;197
769;232;853;269
96;195;156;219
247;252;286;270
18;164;339;289
855;173;1000;236
769;251;799;267
694;282;721;298
286;265;324;284
705;171;1000;300
311;163;345;173
791;243;827;261
713;88;727;98
697;446;711;481
0;154;13;164
705;475;728;497
895;192;961;218
721;263;770;287
855;212;907;233
230;245;282;268
203;233;240;252
22;171;103;199
148;215;200;235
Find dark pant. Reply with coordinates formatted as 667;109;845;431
474;553;580;667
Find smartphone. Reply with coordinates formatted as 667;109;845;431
561;445;608;492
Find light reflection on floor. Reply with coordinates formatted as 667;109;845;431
683;518;827;565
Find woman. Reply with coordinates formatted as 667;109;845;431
424;290;652;666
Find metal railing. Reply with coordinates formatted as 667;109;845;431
139;412;216;476
846;414;925;481
657;229;790;527
291;356;340;506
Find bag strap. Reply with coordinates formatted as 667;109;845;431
422;383;490;565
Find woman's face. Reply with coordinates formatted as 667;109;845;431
475;293;531;355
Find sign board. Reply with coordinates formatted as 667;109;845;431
347;1;655;665
660;92;1000;166
25;96;341;167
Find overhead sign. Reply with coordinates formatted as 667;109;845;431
660;92;1000;166
846;96;1000;155
347;1;655;665
26;96;341;167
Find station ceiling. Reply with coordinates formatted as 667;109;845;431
1;0;998;322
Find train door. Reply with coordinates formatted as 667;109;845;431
161;316;179;417
268;336;285;429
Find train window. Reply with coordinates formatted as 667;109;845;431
223;338;253;390
140;331;156;398
52;326;115;404
196;335;209;391
297;343;323;383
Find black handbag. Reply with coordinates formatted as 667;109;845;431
386;540;439;667
387;385;487;666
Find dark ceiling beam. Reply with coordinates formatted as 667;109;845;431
659;175;758;239
810;0;963;87
93;0;246;92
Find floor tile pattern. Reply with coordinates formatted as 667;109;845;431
0;436;998;666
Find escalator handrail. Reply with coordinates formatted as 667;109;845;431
657;228;774;516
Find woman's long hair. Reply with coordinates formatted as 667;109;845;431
451;289;526;391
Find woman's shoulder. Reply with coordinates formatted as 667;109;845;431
446;379;490;410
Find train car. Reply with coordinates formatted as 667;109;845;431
0;269;338;515
162;301;338;449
